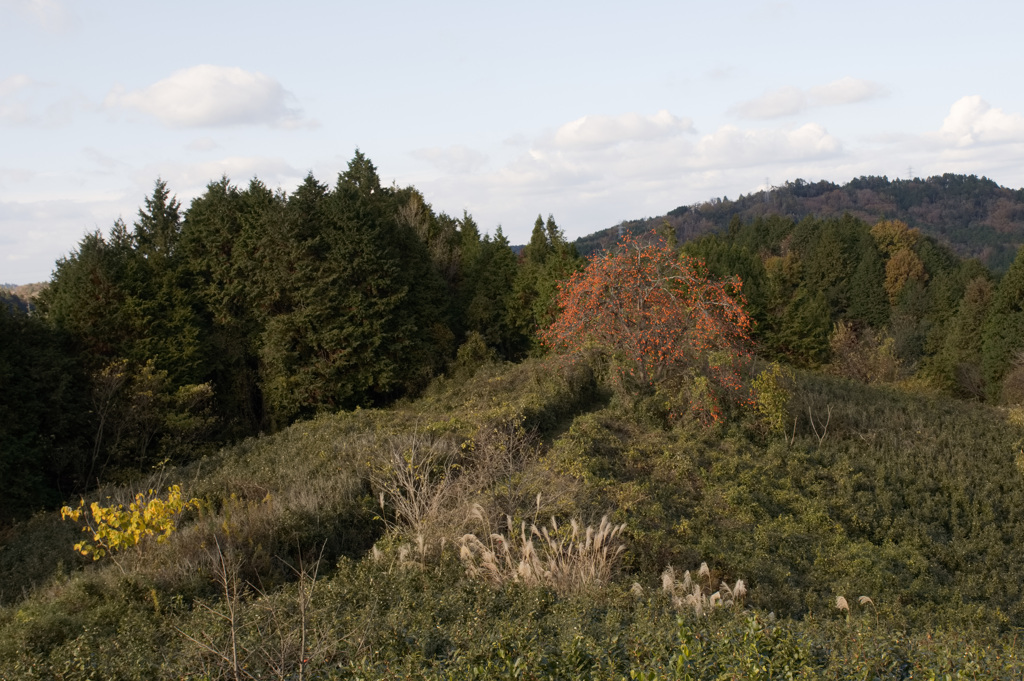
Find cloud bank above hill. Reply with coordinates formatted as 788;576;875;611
939;96;1024;147
733;77;888;120
104;65;312;129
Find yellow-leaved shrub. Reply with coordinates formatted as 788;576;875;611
60;485;198;564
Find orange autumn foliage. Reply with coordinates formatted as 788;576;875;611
541;231;753;424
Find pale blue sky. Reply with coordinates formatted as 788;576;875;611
3;0;1023;283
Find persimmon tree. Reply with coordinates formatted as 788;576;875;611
541;231;753;424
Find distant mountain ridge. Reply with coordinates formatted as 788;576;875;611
573;174;1024;272
0;282;46;313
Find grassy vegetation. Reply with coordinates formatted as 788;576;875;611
2;352;1024;678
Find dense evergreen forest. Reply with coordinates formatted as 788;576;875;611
0;152;582;521
577;174;1024;272
3;155;1024;677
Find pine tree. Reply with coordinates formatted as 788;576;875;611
509;214;583;356
522;215;551;265
180;178;273;433
134;179;182;267
934;275;993;398
981;246;1024;400
846;232;890;327
774;286;831;365
256;154;455;425
464;228;520;358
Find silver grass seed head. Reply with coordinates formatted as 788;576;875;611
661;566;675;592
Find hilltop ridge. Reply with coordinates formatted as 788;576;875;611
574;174;1024;271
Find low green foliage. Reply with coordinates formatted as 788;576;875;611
4;354;1024;678
750;361;793;435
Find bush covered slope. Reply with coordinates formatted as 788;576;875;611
3;352;1024;678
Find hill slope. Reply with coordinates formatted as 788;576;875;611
3;354;1024;677
575;174;1024;271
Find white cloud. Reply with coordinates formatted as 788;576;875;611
519;114;839;184
143;156;304;195
0;0;76;31
0;75;32;98
551;110;693;150
186;137;220;152
0;74;88;126
412;110;845;243
0;75;34;124
0;167;36;186
808;77;887;107
104;65;311;128
938;96;1024;147
693;123;841;168
82;147;125;172
412;145;488;174
732;86;805;120
733;77;887;120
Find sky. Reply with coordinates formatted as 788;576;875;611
2;0;1024;284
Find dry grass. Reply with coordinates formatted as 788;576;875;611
369;417;578;546
660;562;746;616
458;504;626;596
174;538;331;681
836;594;878;625
369;430;461;536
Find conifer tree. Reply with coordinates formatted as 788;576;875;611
934;275;993;398
256;154;454;424
510;214;583;356
180;178;275;433
981;246;1024;400
775;287;831;365
463;227;520;358
522;215;551;265
134;179;182;267
846;232;890;327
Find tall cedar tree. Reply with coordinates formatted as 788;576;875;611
845;231;890;327
935;275;994;398
510;215;583;357
981;245;1024;400
256;154;452;425
179;178;277;434
460;226;521;358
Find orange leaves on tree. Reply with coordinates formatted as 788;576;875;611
540;231;753;424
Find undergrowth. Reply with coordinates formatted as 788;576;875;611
3;353;1024;678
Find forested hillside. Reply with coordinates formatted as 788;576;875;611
576;174;1024;272
3;155;1024;678
0;152;583;523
